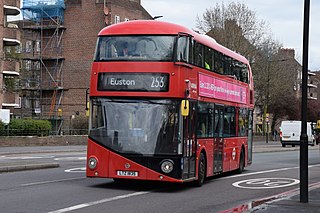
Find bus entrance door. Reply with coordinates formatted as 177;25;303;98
214;105;224;174
182;102;196;180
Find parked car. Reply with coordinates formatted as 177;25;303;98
279;120;315;147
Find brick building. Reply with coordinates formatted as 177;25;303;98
278;48;317;100
16;0;152;133
0;0;21;122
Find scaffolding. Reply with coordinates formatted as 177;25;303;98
20;0;65;134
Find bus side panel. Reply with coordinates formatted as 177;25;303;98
86;139;110;178
223;138;247;172
230;138;247;171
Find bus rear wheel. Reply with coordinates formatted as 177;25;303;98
194;152;206;187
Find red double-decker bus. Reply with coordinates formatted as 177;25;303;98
86;20;254;186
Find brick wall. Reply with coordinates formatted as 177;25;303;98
61;2;104;123
0;135;87;147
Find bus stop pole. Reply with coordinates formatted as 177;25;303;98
300;0;310;203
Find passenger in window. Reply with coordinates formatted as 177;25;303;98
205;62;211;70
118;42;129;56
200;122;206;137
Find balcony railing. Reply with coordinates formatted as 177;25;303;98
3;27;20;43
2;92;19;107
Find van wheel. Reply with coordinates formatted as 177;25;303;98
292;145;295;147
282;144;286;147
194;153;206;187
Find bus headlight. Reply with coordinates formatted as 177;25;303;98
160;160;174;174
88;157;98;170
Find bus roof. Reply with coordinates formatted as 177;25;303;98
98;20;250;65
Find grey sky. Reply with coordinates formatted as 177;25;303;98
142;0;320;71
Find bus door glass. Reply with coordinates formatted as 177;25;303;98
214;105;224;173
182;101;196;179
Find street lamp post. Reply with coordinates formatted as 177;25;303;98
300;0;310;203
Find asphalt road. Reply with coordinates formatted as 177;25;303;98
0;146;319;213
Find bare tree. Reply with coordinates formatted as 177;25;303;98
196;2;269;60
196;1;303;132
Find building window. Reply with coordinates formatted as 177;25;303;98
15;45;21;53
115;15;120;24
34;61;41;70
35;41;41;52
23;97;31;109
25;60;32;71
26;41;33;53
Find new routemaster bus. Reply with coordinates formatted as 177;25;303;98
86;20;254;186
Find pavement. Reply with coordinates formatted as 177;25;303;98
0;142;319;212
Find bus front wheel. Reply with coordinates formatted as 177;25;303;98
194;152;206;187
236;149;245;174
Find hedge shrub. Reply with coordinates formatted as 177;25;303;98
8;119;52;136
0;121;4;130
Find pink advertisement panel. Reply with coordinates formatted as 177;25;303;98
199;73;247;104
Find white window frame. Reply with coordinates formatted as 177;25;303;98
115;15;120;24
26;40;33;53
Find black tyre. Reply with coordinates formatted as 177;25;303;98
194;153;206;187
236;149;245;174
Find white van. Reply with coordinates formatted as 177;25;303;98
279;120;315;147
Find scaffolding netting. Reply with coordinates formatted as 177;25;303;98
22;0;65;23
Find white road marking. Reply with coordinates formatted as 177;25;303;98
64;167;86;173
54;157;86;161
232;178;300;189
47;191;150;213
1;156;45;160
21;177;85;187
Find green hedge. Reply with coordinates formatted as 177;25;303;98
0;121;5;130
1;119;52;136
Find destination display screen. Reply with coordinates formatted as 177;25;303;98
98;73;169;92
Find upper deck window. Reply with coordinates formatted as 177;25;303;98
94;36;175;62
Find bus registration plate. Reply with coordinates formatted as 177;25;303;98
117;170;138;177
